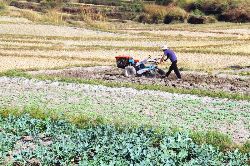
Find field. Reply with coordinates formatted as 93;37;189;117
0;3;250;165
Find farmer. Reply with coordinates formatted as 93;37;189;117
161;45;181;79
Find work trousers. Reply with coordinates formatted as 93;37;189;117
165;60;181;79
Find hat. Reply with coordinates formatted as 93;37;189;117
161;45;168;50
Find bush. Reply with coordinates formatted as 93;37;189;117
188;15;214;24
155;0;174;6
163;6;187;24
187;15;204;24
0;2;6;11
206;15;217;23
183;0;233;16
137;13;150;23
240;141;250;154
40;0;59;10
201;0;229;15
79;6;106;21
106;12;123;20
120;1;144;12
144;4;186;24
191;8;204;16
184;1;202;12
143;4;186;24
219;7;250;23
10;1;42;11
61;6;81;14
150;13;161;24
164;15;184;24
176;0;196;9
27;0;42;2
79;0;122;6
143;4;168;19
137;13;162;24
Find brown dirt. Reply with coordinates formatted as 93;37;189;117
28;66;250;95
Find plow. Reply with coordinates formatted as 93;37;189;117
115;55;165;78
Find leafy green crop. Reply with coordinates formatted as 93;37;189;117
0;114;249;165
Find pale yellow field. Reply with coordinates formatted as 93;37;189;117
0;15;249;72
0;56;106;71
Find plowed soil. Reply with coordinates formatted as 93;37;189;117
28;66;250;95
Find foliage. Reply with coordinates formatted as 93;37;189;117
0;2;6;11
0;114;249;165
191;131;234;151
143;4;187;24
191;8;204;16
187;15;206;24
149;0;249;23
9;0;42;12
155;0;174;6
240;141;250;154
78;0;122;6
144;4;168;19
219;7;250;23
137;13;150;23
120;0;144;12
0;1;7;16
163;6;187;23
40;0;62;9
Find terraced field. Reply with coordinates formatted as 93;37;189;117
0;9;250;164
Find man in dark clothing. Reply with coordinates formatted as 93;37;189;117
161;45;181;79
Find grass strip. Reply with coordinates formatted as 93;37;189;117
0;69;249;101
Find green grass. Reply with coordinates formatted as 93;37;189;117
191;130;234;151
240;141;250;154
0;2;7;16
239;71;250;76
1;69;249;101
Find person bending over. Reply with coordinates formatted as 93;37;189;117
161;45;181;79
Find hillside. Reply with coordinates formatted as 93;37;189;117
3;0;250;24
